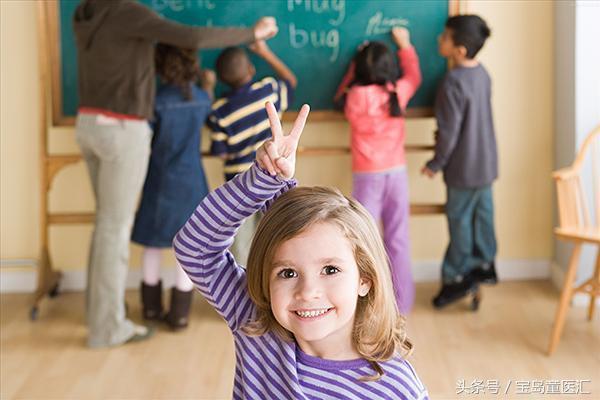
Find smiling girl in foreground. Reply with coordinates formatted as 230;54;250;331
173;102;428;399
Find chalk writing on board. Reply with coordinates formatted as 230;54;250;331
152;0;216;12
366;12;409;36
287;0;346;27
289;24;340;62
287;0;344;62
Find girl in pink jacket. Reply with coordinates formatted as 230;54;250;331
335;27;421;313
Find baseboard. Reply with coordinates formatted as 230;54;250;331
5;259;595;309
412;259;552;282
0;263;178;294
1;258;553;293
0;259;38;293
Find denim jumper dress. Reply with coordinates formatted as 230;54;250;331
132;84;211;247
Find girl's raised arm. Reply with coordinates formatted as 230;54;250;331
393;27;422;109
173;102;309;331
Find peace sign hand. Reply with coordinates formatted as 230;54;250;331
256;101;310;180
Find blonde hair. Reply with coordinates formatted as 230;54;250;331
243;186;412;380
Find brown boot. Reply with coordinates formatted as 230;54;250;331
141;281;164;320
165;288;192;330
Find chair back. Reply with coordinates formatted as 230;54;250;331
553;126;600;234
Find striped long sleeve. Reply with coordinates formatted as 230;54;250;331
173;162;296;331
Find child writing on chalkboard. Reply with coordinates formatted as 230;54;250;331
207;40;297;265
421;15;498;309
334;27;422;314
174;101;429;399
131;44;214;330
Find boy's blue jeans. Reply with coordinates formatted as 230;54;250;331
442;185;497;284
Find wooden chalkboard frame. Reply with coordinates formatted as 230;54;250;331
44;0;461;126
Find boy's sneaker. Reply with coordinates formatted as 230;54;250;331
469;261;498;285
432;277;478;309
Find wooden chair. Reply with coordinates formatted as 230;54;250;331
548;125;600;355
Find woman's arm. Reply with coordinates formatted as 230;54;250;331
116;2;276;49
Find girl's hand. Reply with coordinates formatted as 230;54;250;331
392;27;411;49
256;102;310;179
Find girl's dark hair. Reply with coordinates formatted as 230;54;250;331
351;42;402;117
155;43;200;100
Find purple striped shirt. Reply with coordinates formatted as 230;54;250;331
174;163;429;400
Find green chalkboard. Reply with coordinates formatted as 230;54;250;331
58;0;450;119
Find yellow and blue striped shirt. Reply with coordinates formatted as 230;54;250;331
208;77;293;181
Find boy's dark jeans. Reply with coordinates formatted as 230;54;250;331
442;185;497;284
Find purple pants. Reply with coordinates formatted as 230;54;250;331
352;168;414;314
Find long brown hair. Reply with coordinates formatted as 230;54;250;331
155;43;200;100
243;186;413;380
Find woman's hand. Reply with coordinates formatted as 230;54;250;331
256;102;310;179
253;17;278;41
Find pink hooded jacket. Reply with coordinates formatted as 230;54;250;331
337;47;421;173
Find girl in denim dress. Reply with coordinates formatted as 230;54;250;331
132;44;213;330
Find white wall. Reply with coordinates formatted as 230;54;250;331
554;0;600;281
574;1;600;278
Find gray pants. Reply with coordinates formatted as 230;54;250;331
76;114;152;347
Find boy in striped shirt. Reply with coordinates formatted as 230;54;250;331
207;40;297;264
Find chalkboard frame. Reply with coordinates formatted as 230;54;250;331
43;1;461;127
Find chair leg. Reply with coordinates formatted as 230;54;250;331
548;243;581;355
588;247;600;321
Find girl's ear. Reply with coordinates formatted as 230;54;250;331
358;277;372;297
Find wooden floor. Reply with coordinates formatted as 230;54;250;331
1;280;598;399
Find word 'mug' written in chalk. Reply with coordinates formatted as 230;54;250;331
287;0;344;63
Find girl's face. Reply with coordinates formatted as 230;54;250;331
269;222;371;359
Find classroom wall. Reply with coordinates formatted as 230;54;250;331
1;2;555;281
1;1;42;261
